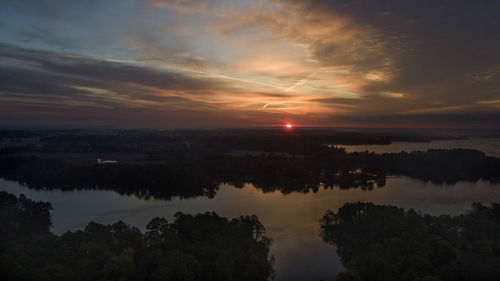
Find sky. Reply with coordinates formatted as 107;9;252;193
0;0;499;128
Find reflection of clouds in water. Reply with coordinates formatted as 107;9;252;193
266;224;293;233
267;221;320;241
267;225;295;240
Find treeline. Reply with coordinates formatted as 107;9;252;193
0;146;386;199
1;147;499;199
0;128;466;154
321;202;500;281
1;148;499;199
0;191;274;281
0;156;219;200
350;148;500;184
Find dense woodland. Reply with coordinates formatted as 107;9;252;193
0;191;274;281
0;147;499;200
321;202;500;281
0;128;470;154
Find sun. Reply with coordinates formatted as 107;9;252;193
285;123;293;128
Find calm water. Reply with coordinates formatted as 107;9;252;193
339;137;500;157
2;177;500;281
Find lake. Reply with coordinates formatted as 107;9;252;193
2;176;500;281
338;137;500;157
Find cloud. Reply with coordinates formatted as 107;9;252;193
0;44;236;114
0;43;329;127
145;0;215;14
214;0;500;125
0;44;230;91
0;0;499;127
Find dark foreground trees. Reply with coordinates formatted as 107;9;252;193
0;191;274;281
321;202;500;281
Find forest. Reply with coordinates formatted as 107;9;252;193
0;128;468;155
321;202;500;281
0;191;274;281
0;147;498;200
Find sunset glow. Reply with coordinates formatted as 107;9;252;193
0;1;498;128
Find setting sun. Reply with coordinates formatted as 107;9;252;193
285;123;293;128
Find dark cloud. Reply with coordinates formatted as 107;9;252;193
0;44;253;127
0;44;231;109
0;44;225;92
214;0;499;125
257;92;297;98
285;0;500;96
0;43;251;129
145;0;215;13
310;97;363;105
252;0;500;125
0;65;86;98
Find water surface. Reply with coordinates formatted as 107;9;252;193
339;137;500;157
1;178;499;281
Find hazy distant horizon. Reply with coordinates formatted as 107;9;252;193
2;124;500;132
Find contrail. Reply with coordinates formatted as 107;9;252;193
172;66;287;91
284;71;317;92
101;58;288;91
